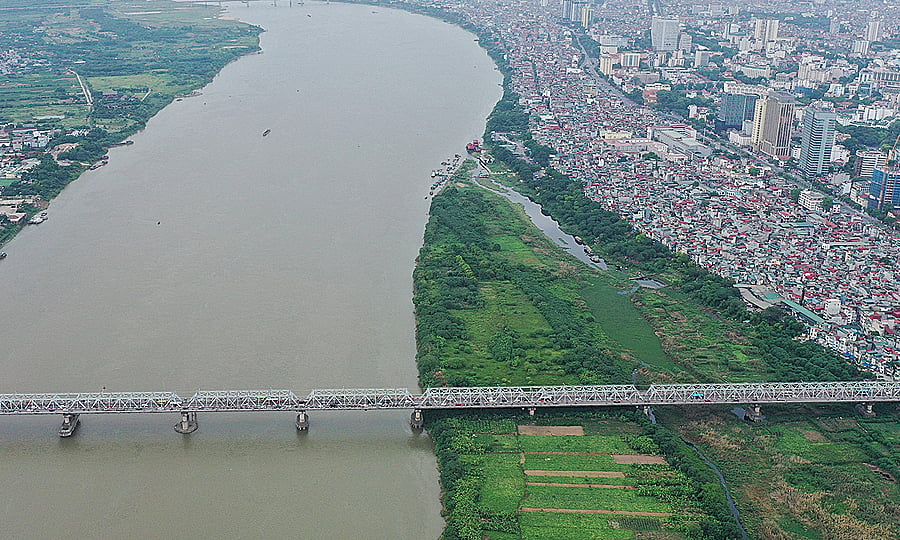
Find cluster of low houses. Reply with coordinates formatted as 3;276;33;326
428;0;900;375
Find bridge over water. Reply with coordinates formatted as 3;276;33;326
2;381;896;436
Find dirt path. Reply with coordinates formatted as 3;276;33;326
525;482;636;489
520;508;672;517
524;470;626;478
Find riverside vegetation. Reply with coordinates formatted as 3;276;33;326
0;0;261;244
410;7;899;535
417;161;749;539
416;149;900;539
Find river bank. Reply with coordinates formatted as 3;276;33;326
0;1;263;249
0;3;502;537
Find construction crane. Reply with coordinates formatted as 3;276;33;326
888;130;900;165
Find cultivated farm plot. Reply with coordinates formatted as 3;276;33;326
520;512;637;540
524;453;630;472
519;434;634;453
455;418;698;539
522;485;673;513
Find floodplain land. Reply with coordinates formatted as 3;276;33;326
416;155;900;539
0;0;261;245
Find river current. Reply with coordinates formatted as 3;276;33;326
0;3;501;537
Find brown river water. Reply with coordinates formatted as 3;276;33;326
0;2;501;537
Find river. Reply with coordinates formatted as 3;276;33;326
0;3;501;537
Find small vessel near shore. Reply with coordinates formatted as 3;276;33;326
0;251;6;260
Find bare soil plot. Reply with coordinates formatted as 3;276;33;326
611;454;668;465
518;425;584;436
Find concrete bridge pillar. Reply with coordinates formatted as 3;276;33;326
174;411;198;434
410;410;424;430
856;402;876;418
295;410;309;431
744;404;764;423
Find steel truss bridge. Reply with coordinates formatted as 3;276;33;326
1;381;896;436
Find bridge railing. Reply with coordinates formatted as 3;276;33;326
187;390;306;411
2;382;900;414
305;388;417;409
0;392;183;414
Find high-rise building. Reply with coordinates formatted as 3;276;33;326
694;50;711;68
580;5;593;28
799;103;837;177
754;18;779;42
854;150;887;179
754;92;795;159
651;16;680;51
717;93;758;130
561;0;579;21
866;20;883;42
620;52;641;67
750;97;768;149
598;54;616;75
869;167;900;210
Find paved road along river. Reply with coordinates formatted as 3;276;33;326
0;2;501;537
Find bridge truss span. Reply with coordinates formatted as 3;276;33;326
0;391;183;414
305;388;417;410
2;382;899;437
418;385;642;408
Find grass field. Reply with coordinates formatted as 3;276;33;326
660;405;900;538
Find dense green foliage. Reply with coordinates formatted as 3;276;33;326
414;186;629;387
654;89;713;117
642;420;745;539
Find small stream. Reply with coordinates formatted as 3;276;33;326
684;441;750;540
472;161;746;535
474;163;609;270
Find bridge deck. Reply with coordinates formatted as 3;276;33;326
0;381;896;414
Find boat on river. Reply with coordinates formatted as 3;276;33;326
58;414;80;437
0;252;6;260
262;129;271;137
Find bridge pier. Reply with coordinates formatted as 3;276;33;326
743;404;764;423
856;402;876;418
295;411;309;431
410;410;424;430
58;413;80;437
174;411;198;434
